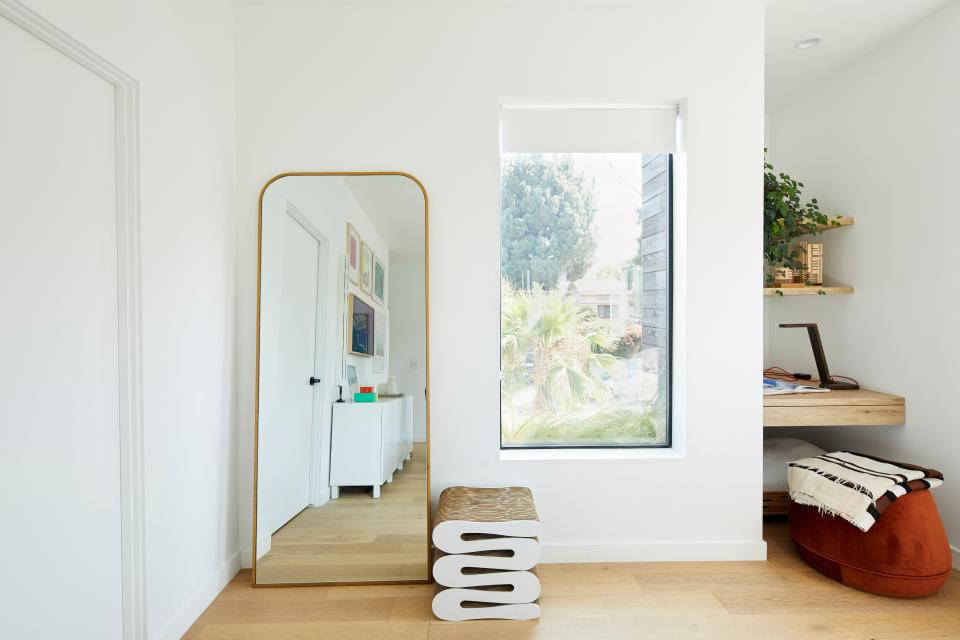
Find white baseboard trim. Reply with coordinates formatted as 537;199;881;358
951;544;959;570
151;551;240;640
540;539;767;563
312;487;331;508
239;533;272;568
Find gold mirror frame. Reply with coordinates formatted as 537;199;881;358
252;171;431;587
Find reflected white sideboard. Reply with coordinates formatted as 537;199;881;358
330;395;413;499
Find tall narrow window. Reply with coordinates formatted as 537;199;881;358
500;106;674;448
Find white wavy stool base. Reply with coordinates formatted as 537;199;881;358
434;558;541;591
432;519;541;552
432;589;542;621
432;520;541;621
434;541;540;578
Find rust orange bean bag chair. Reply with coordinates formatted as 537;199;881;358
789;490;952;598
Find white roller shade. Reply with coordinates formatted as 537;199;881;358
501;107;677;154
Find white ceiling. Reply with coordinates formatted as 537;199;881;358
343;175;426;266
765;0;952;111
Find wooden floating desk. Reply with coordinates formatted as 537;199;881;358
763;388;905;427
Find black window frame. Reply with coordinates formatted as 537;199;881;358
499;154;674;450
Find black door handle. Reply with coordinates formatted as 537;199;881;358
309;377;321;385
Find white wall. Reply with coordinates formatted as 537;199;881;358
388;263;428;442
235;0;765;564
765;1;960;566
17;0;240;637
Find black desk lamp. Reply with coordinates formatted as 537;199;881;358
779;323;860;390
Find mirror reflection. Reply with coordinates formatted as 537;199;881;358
254;173;428;585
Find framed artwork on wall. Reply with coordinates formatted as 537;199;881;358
360;241;374;294
349;293;374;357
372;255;386;305
346;223;360;284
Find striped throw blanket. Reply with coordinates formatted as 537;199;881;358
787;451;943;532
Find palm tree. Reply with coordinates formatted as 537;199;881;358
501;281;616;413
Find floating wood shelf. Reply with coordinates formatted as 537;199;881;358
763;388;905;427
765;218;854;296
764;286;854;296
812;216;854;232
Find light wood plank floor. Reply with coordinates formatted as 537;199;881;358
189;522;960;639
255;444;429;584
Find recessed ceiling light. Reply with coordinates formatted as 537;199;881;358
795;38;821;50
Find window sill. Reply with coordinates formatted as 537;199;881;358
499;447;684;461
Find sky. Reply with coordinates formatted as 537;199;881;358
556;153;645;278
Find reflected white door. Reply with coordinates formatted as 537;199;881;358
0;13;122;640
259;213;324;539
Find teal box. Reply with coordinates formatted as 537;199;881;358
354;392;377;403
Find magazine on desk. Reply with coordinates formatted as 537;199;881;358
763;378;831;396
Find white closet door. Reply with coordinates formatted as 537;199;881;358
0;13;123;640
258;214;320;539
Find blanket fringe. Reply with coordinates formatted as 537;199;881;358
789;490;870;532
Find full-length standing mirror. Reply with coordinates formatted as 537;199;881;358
253;172;429;586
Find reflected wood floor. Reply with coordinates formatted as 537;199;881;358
255;443;428;584
188;521;960;639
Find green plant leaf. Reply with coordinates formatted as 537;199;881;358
762;153;839;278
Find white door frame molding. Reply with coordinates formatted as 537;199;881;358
0;2;146;638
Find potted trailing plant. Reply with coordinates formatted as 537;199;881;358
764;152;840;288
